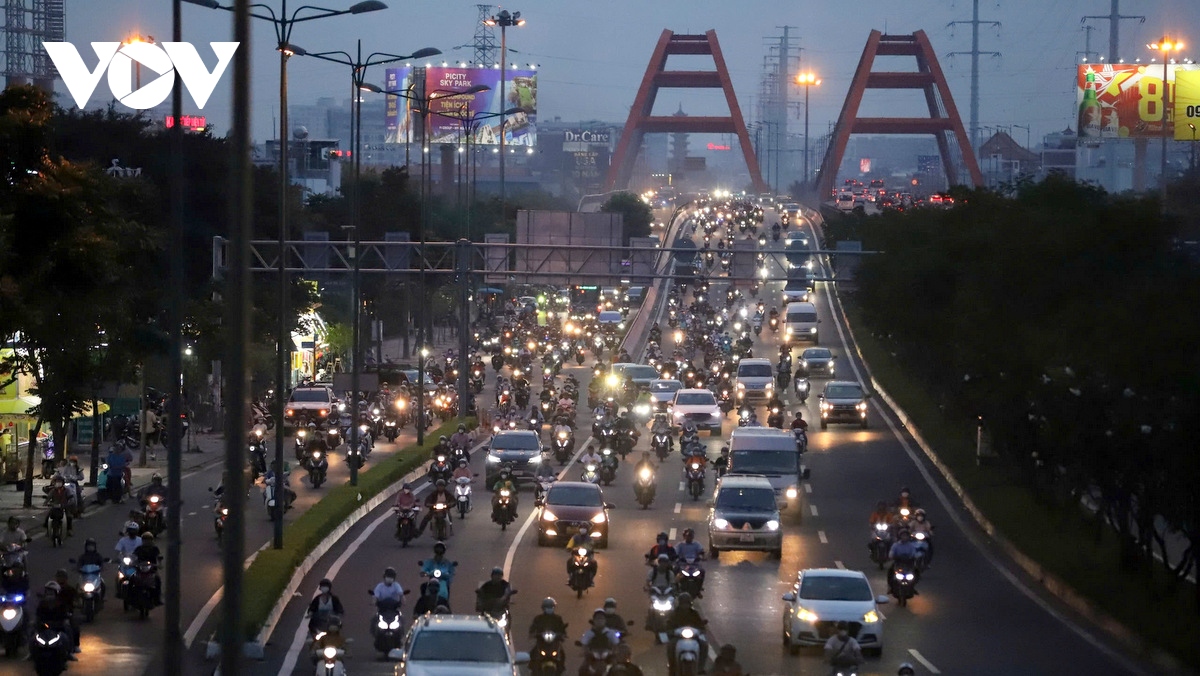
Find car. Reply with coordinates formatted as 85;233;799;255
284;385;335;425
537;481;611;547
485;430;545;485
647;379;684;411
669;388;722;435
735;358;775;404
611;363;660;391
399;369;440;394
782;277;811;303
784;302;820;344
781;568;888;656
707;474;782;558
836;192;855;211
596;310;624;330
797;348;836;378
624;286;645;307
398;613;529;675
818;381;870;429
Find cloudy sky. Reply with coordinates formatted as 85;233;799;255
52;0;1200;147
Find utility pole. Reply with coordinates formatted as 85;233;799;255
1082;0;1146;190
948;0;1001;154
1077;25;1100;63
473;4;498;67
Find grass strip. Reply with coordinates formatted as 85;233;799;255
240;418;472;640
844;301;1199;669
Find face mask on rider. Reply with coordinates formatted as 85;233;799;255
384;577;395;584
319;586;331;595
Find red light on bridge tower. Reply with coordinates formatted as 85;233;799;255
605;30;767;194
815;30;983;197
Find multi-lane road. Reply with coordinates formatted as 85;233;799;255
252;208;1156;676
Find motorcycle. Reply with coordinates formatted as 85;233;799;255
454;477;472;519
676;556;704;598
553;430;574;464
634;465;656;509
767;407;784;429
647;584;675;643
127;560;157;618
394;507;419;547
869;523;892;570
29;622;68;675
368;590;408;657
652;432;672;461
383;416;400;442
670;626;705;676
892;563;918;607
430;501;452;541
581;463;600;485
47;506;66;548
141;494;166;536
214;501;229;543
249;435;268;480
115;555;136;601
598;448;618;486
616;428;636;458
305;449;329;488
568;547;595;599
531;629;565;676
345;443;365;472
313;643;346;676
534;477;555;506
293;428;309;462
795;377;811;403
0;591;26;656
263;475;294;518
75;563;104;622
577;640;613;676
913;530;932;570
794;428;808;454
685;459;705;501
427;456;453;485
325;426;342;451
492;488;516;531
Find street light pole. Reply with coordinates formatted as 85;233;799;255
1189;123;1196;172
183;0;388;545
486;9;524;226
795;73;821;193
1148;37;1184;206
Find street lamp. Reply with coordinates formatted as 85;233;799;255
361;81;490;444
483;8;524;225
294;42;438;486
1148;36;1184;204
795;72;821;193
184;0;387;547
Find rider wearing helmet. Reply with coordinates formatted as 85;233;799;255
666;592;709;674
372;567;404;607
418;479;454;535
306;578;344;635
645;532;678;564
528;596;567;666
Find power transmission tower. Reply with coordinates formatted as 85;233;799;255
1082;0;1144;62
756;26;801;193
473;4;498;67
947;0;1001;154
2;0;63;89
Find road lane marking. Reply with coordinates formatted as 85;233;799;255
809;504;818;517
834;560;845;569
810;220;1147;675
673;503;682;514
668;527;677;541
908;649;941;674
803;483;812;494
502;437;594;579
818;530;827;544
678;481;685;492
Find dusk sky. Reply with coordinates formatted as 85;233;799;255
56;0;1200;148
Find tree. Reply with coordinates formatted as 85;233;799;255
0;86;160;506
601;192;653;245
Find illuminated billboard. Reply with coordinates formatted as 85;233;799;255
1076;63;1200;140
1173;70;1200;140
384;66;537;146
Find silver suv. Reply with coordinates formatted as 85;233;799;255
399;614;528;675
708;474;783;559
818;381;871;429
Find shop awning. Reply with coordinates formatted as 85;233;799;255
74;401;111;418
0;396;39;422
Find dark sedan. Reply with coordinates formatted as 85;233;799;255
798;348;837;378
485;430;545;486
537;481;611;548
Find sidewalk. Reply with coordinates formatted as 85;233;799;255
0;431;225;527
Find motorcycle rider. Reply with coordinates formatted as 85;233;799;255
421;541;456;594
566;526;599;581
372;567;405;608
868;500;893;526
475;566;515;617
790;411;808;433
823;621;863;673
579;609;621;664
666;592;708;674
528;596;568;640
44;476;74;536
897;662;917;675
431;435;451;460
910;508;935;566
712;447;730;478
395;483;419;512
887;528;921;595
579;445;603;470
602;598;628;636
645;532;678;564
52;569;81;655
35;581;77;661
418;479;455;536
306;579;345;635
645;553;676;590
450;424;472;452
491;466;519;520
633;451;655;478
133;531;163;599
606;641;644;675
674;529;706;595
114;521;142;560
76;538;105;571
712;644;744;676
793;366;808;396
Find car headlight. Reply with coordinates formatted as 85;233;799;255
785;326;793;334
542;510;557;522
712;518;730;530
809;327;817;334
487;455;501;463
785;487;798;499
863;610;880;623
736;382;745;389
592;513;607;524
795;606;818;623
766;520;780;531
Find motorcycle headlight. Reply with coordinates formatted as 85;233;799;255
680;627;695;639
389;619;401;630
222;508;229;516
766;520;780;531
543;631;556;643
83;582;95;592
377;618;388;630
905;573;915;581
1;608;15;620
712;518;730;530
639;468;652;481
323;647;338;660
863;610;880;623
653;599;673;611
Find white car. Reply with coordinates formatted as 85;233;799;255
399;614;528;675
781;568;888;656
670;388;722;434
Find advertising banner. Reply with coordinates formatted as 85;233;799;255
422;66;537;146
383;66;413;144
1076;63;1200;140
1173;70;1200;140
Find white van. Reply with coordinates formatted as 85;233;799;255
785;302;820;344
728;427;809;518
735;358;775;404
